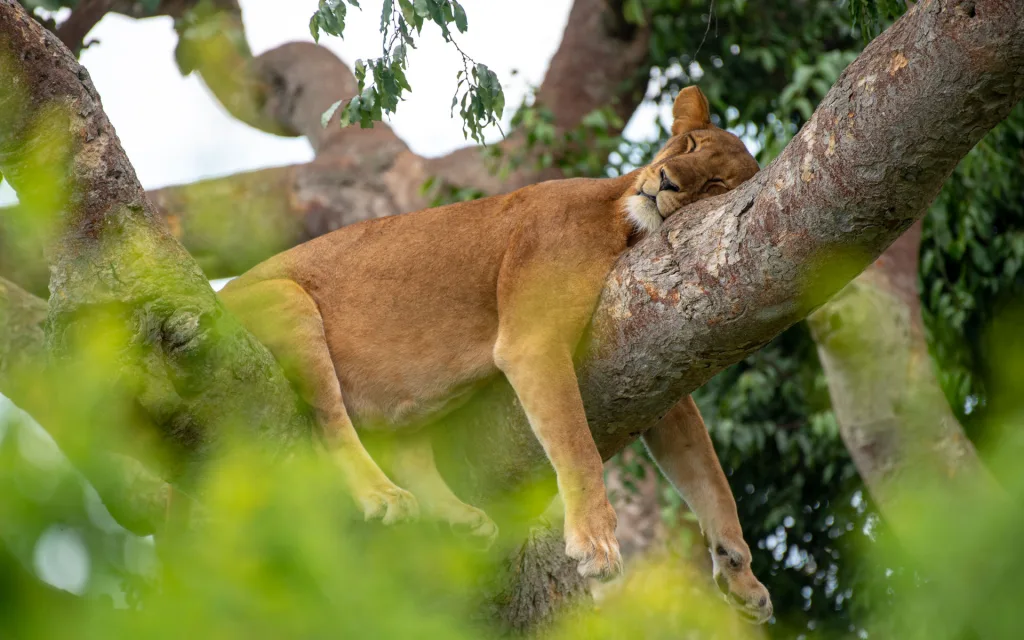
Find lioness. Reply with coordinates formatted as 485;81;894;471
219;86;772;622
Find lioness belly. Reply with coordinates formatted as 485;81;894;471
283;199;510;433
233;194;520;432
322;313;499;431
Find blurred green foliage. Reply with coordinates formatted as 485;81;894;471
921;104;1024;438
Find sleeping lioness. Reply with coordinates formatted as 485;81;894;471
219;86;772;623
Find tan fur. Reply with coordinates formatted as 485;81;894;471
644;396;772;623
219;87;768;615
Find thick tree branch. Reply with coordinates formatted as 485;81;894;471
807;222;999;516
0;276;45;411
171;0;297;137
0;275;174;535
433;0;1024;509
537;0;650;131
0;0;315;489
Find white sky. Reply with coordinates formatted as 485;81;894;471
0;0;664;206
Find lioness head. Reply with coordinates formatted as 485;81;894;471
624;86;760;234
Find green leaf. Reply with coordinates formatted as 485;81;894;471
399;0;416;22
393;64;412;92
321;99;345;128
623;0;645;25
452;0;468;32
426;0;448;39
493;89;505;120
413;0;431;18
339;96;359;128
309;14;321;42
310;0;348;41
381;0;393;31
581;110;608;129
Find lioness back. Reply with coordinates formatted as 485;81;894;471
222;176;630;430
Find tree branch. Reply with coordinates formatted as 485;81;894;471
53;0;115;55
0;276;174;535
807;222;1000;517
0;0;316;490
0;276;45;410
433;0;1024;509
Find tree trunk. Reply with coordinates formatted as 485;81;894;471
807;222;1000;522
0;0;314;506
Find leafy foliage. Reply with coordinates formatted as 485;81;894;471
920;104;1024;436
313;0;504;143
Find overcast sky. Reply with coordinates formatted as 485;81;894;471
0;0;665;206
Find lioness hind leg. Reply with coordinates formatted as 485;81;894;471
388;429;498;547
643;396;772;624
219;278;418;524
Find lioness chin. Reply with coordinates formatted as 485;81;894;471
219;86;772;624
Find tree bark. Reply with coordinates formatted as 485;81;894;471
0;276;45;412
807;221;999;519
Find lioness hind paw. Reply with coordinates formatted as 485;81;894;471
566;536;623;581
449;509;499;550
359;485;420;525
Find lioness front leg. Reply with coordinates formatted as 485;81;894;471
495;341;622;580
388;429;498;546
643;395;772;624
219;278;418;524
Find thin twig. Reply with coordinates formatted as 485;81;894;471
693;0;715;61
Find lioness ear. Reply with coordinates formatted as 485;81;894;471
671;86;712;136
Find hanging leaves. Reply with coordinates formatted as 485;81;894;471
309;0;361;43
309;0;504;142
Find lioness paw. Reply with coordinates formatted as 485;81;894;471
358;483;420;525
448;505;499;550
565;502;622;580
709;537;773;624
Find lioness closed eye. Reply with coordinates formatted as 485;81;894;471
219;86;772;623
